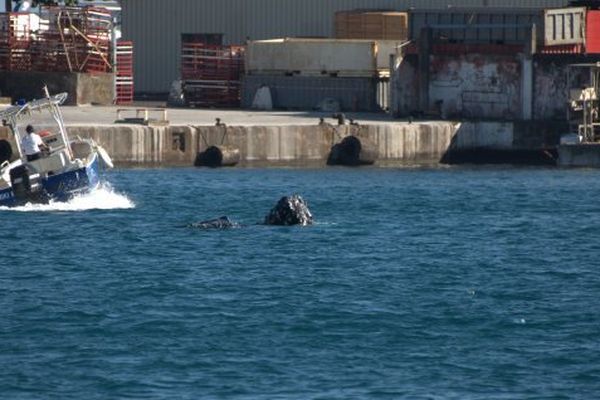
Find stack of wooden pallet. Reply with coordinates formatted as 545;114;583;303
335;11;408;41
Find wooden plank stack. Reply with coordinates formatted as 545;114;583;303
335;11;408;41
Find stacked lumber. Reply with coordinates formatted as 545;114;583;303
335;11;408;41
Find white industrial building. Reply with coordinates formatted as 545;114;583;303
120;0;570;94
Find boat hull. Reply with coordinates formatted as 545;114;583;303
0;153;100;207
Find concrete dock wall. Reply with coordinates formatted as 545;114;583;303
557;144;600;167
0;72;114;106
66;122;457;166
441;120;563;164
1;120;565;167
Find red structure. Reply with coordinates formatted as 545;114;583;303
0;13;35;71
181;43;244;108
587;10;600;54
0;7;113;74
538;44;586;55
116;40;134;104
33;6;112;73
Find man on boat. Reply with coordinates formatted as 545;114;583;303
21;125;48;162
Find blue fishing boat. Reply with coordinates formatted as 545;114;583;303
0;91;113;207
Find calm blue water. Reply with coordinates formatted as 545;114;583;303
2;166;600;399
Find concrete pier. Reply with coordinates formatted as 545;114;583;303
66;122;456;167
0;72;114;106
557;144;600;167
0;107;567;167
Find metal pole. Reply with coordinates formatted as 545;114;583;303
596;68;600;141
44;88;73;160
388;53;394;114
8;118;24;162
111;16;118;105
584;98;588;142
566;66;571;132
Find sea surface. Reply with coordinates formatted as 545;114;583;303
1;167;600;399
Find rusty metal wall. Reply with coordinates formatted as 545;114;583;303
429;54;522;120
395;54;578;120
121;0;568;93
532;58;589;120
533;60;568;120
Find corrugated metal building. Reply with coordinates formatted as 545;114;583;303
121;0;569;94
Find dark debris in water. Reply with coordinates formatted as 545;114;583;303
188;216;241;229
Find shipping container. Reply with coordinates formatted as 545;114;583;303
543;7;586;46
246;38;378;77
586;10;600;54
246;38;400;77
335;11;408;41
408;7;586;46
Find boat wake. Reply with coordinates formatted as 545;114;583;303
0;183;135;212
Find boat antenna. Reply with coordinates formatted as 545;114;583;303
43;84;50;99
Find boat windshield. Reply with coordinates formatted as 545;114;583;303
0;93;71;161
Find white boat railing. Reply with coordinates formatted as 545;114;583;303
0;93;68;121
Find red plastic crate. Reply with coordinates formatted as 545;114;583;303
181;43;244;108
1;7;113;73
115;40;134;104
